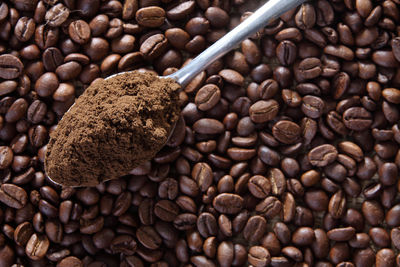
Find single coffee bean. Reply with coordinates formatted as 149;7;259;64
0;54;23;79
136;225;162;250
154;200;179;222
68;20;91;44
301;95;324;119
213;193;243;214
249;100;279;123
272;120;301;144
308;144;338;167
25;233;50;260
276;40;297;66
173;213;197;230
248;246;271;267
195;84;221;111
248;175;271;199
140;34;168;60
328;190;346;219
197;212;217;238
45;3;69;27
292;227;315;246
14;17;36;42
136;7;166;28
243;215;267;243
0;183;27;209
342;107;372;131
14;222;34;247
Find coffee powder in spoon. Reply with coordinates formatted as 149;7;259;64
45;71;180;186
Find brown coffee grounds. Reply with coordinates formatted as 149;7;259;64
45;71;180;187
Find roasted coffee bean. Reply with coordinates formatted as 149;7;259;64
14;17;36;42
249;100;279;123
0;54;24;79
343;107;372;131
308;144;338;167
248;246;271;267
14;222;34;247
68;20;91;44
272;120;301;144
25;233;49;260
243;215;267;243
195;84;221;111
301;95;324;118
136;226;162;250
136;7;165;28
0;183;27;209
213;193;243;214
140;34;167;60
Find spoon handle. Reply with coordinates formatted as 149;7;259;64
167;0;305;87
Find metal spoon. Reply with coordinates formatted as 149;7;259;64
46;0;305;185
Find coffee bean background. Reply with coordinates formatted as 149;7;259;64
0;0;400;266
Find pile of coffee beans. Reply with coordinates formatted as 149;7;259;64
0;0;400;266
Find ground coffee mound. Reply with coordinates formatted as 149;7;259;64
45;71;180;186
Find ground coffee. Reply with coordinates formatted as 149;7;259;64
45;71;180;186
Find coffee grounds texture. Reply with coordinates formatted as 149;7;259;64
45;71;180;186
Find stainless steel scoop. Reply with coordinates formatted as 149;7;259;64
108;0;305;86
46;0;305;185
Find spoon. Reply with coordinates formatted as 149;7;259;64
46;0;305;186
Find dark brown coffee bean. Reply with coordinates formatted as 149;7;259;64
68;20;91;44
382;88;400;104
301;95;324;119
193;118;224;134
140;34;167;60
195;84;221;111
255;196;282;219
272;120;301;144
308;144;338;167
276;40;297;66
343;107;372;131
35;25;59;50
372;50;398;68
57;256;83;267
45;3;69;27
0;54;23;79
14;17;36;42
296;57;322;80
213;193;243;214
305;189;328;212
376;249;396;267
362;200;384;226
136;226;162;249
324;45;354;61
110;235;137;255
136;6;165;28
197;212;217;238
248;175;271;199
5;98;28;123
328;190;346;219
292;227;315;246
25;233;49;260
386;204;400;227
35;72;59;97
205;7;229;28
14;222;34;247
173;213;197;230
249;100;279;123
0;183;27;209
56;61;82;81
248;246;271;267
243;215;267;243
154;200;179;222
